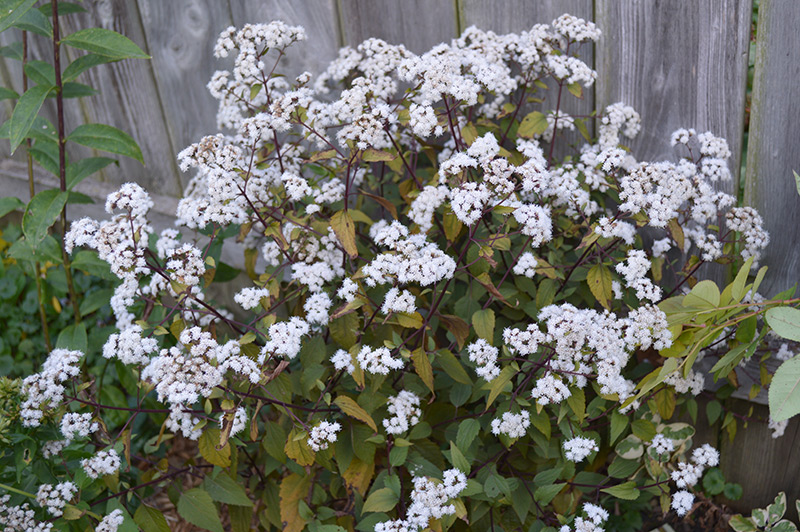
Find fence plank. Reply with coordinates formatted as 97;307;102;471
595;0;751;196
743;0;800;296
229;0;341;81
338;0;457;53
58;0;185;197
459;0;594;154
136;0;233;161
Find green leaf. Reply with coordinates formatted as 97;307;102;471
198;428;231;467
766;307;800;342
329;312;358;349
39;2;86;15
728;515;758;532
0;86;18;100
71;250;115;279
587;264;613;309
63;53;114;82
362;148;396;162
534;483;564;505
436;349;472;385
61;28;149;60
702;468;725;495
449;441;470;473
204;474;252;507
731;256;754;302
7;234;61;263
362;488;398;513
683;280;720;309
518;111;548;138
79;288;114;316
724;483;743;501
567;82;583;99
12;6;51;37
133;504;170;532
67;123;144;164
456;418;480;451
8;84;51;153
794;171;800;198
62;81;98;99
608;457;639;479
770;354;800;422
601;481;640;500
66;156;117;189
0;0;38;34
177;488;223;532
472;308;495;342
329;210;357;258
22;189;68;244
565;386;585;422
56;323;87;353
631;419;656;441
0;196;24;218
485;365;515;409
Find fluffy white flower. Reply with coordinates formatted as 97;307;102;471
96;509;125;532
671;462;703;488
512;252;538;278
36;482;77;517
491;411;530;438
671;490;694;516
357;346;404;374
308;421;341;451
563;436;598;462
691;444;719;467
235;287;270;310
466;339;500;381
383;391;422;434
381;287;417;315
331;349;355;373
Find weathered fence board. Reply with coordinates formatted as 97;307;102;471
595;0;751;197
136;0;233;159
744;0;800;297
229;0;342;81
459;0;595;152
338;0;457;53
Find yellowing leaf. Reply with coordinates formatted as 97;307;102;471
439;314;469;350
518;111;548;138
472;309;495;342
284;427;315;466
412;348;434;394
330;210;357;258
334;395;377;432
485;365;516;409
362;148;396;162
362;487;399;513
279;473;311;532
198;428;231;467
343;457;374;494
587;264;613;309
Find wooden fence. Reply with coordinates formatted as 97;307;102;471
1;0;800;518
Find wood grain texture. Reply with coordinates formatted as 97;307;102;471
58;0;185;196
229;0;341;80
719;399;800;519
338;0;457;53
595;0;751;194
136;0;233;160
743;0;800;296
459;0;594;153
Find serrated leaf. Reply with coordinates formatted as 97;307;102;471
766;307;800;342
769;354;800;422
198;428;231;467
12;6;51;37
8;84;51;153
587;264;613;309
177;489;223;532
610;411;628;445
204;474;252;507
330;210;357;258
285;427;315;466
437;349;472;384
534;483;564;505
449;441;470;473
23;189;68;244
362;487;398;513
67;123;144;163
63;53;114;82
133;505;170;532
61;28;149;59
335;395;377;432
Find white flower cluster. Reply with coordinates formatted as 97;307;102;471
81;449;122;479
649;433;675;456
364;221;456;288
331;349;355;373
103;324;158;366
20;349;83;427
615;249;661;302
563;436;598;462
35;482;77;517
560;502;609;532
664;369;705;396
307;421;341;451
408;185;449;233
381;287;417;315
357;346;404;374
490;411;530;438
512;252;538;278
304;292;333;326
671;490;695;516
0;494;52;531
726;206;769;266
234;287;270;310
383;391;422;434
261;317;310;361
96;509;125;532
60;412;98;442
337;278;359;302
221;407;248;438
375;469;467;532
466;339;500;381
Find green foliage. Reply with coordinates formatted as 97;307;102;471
730;492;799;532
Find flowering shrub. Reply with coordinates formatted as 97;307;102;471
3;8;800;532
